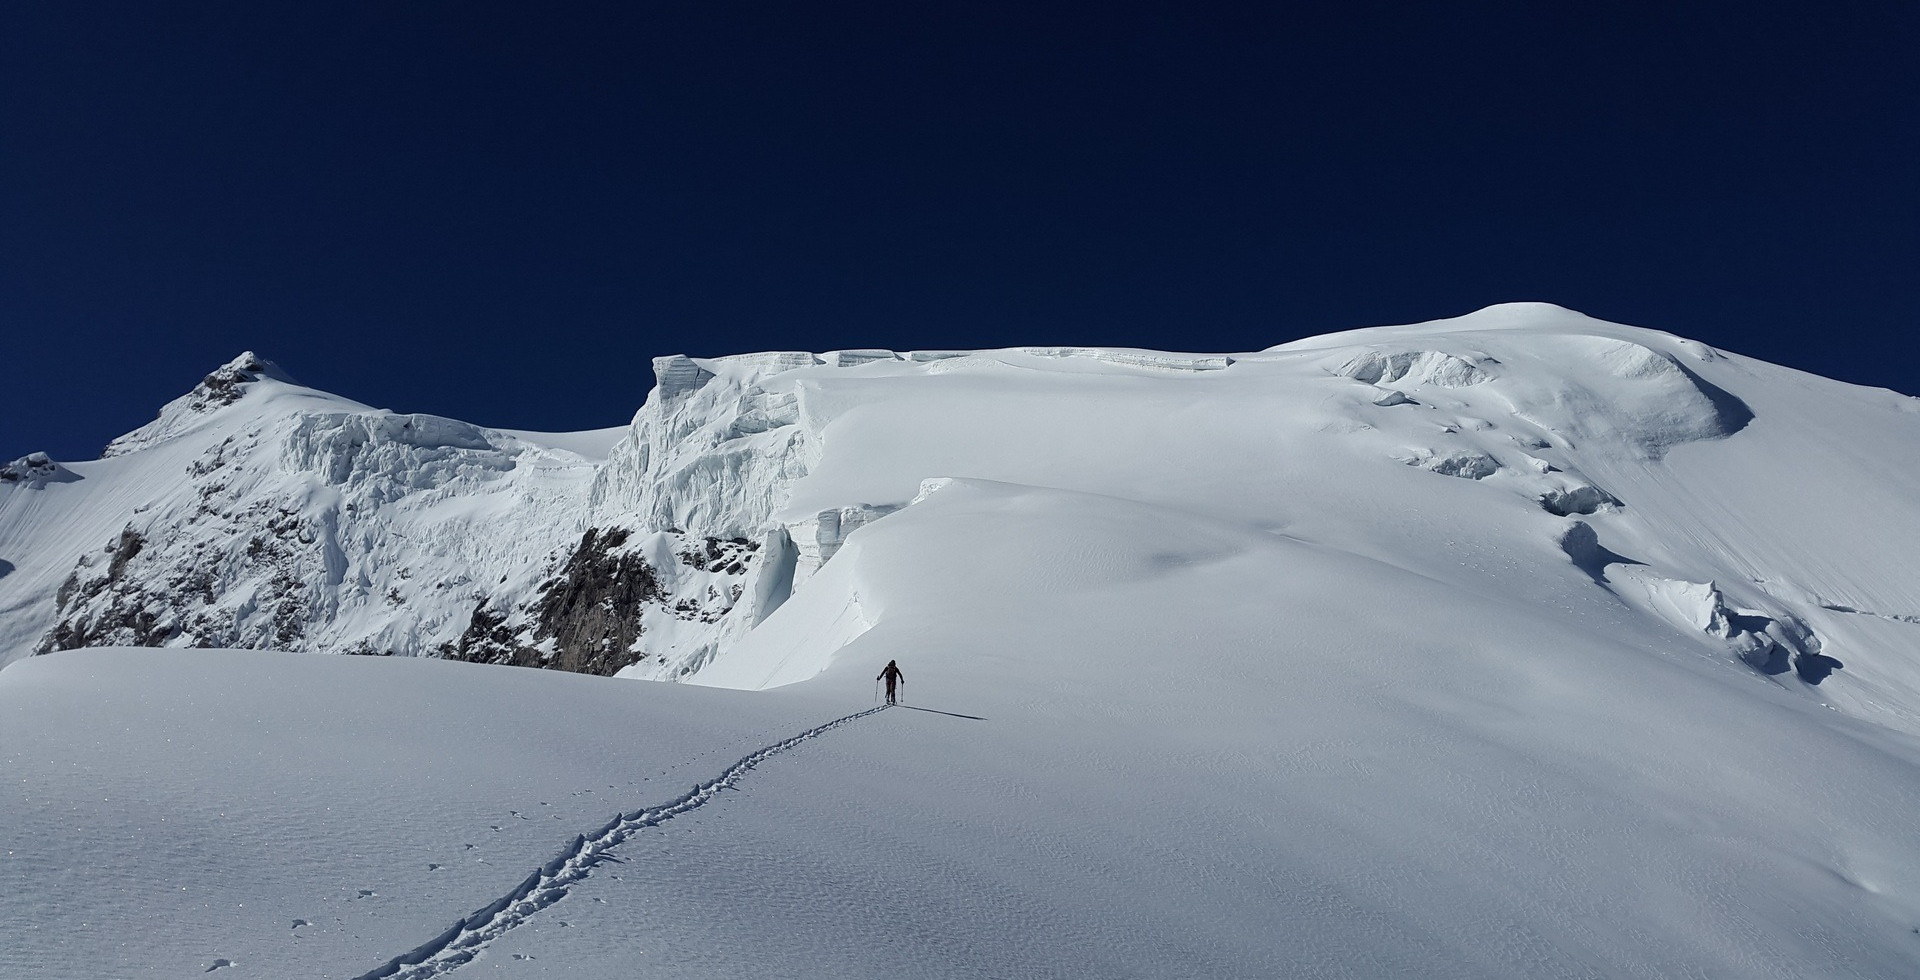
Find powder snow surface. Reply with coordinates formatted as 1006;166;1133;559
4;304;1920;978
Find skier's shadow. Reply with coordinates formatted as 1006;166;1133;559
892;704;987;721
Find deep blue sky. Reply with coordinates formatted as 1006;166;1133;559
4;2;1916;459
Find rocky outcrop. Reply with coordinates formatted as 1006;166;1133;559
103;352;291;458
39;500;316;653
447;527;773;677
22;349;878;677
39;530;168;650
31;362;594;660
452;528;666;675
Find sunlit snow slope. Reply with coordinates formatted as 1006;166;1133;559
4;303;1920;978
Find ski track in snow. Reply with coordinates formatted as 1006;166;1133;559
351;704;891;979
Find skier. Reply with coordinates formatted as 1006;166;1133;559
877;660;904;704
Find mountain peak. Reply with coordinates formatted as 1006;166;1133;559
200;351;294;400
1444;301;1608;329
98;351;296;458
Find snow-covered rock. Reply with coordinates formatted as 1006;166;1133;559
101;350;293;457
1;363;615;661
0;451;76;486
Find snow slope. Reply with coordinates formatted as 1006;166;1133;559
5;303;1920;977
0;648;840;980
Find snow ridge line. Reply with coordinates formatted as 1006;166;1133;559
351;703;890;980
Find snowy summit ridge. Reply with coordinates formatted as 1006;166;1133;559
102;350;295;457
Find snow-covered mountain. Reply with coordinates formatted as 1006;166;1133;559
5;304;1914;707
5;303;1920;978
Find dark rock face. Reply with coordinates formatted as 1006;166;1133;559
452;528;668;675
40;530;174;650
529;527;667;673
676;536;756;576
38;500;316;654
188;353;278;412
451;605;523;666
449;527;762;677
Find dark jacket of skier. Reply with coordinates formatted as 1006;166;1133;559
877;660;904;704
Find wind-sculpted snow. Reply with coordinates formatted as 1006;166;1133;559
590;354;818;539
649;353;717;402
1495;335;1753;459
1322;335;1747;460
679;477;1920;979
1537;482;1621;516
281;412;513;495
786;503;898;583
823;348;899;367
1014;346;1234;372
1333;347;1495;388
1402;449;1502;480
1611;568;1827;675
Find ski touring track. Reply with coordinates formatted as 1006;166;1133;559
352;703;891;979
